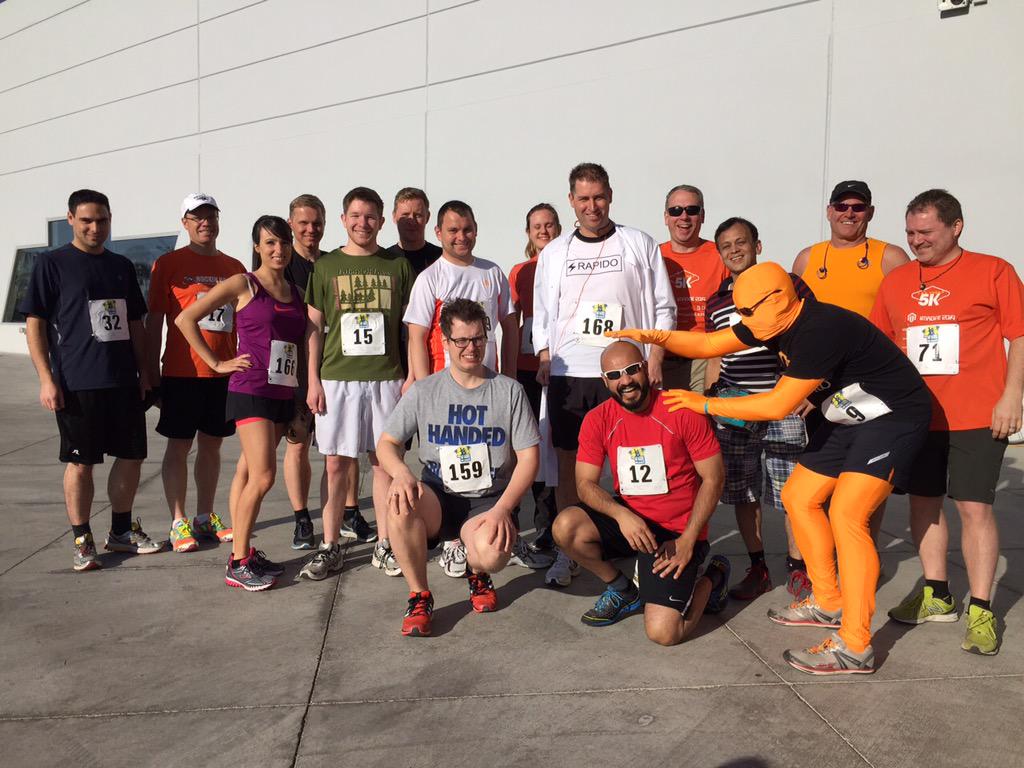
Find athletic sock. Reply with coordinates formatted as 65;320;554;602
343;505;359;521
748;550;765;567
969;596;992;612
608;571;636;594
71;522;92;538
786;556;806;573
925;579;952;601
294;507;311;522
110;511;131;536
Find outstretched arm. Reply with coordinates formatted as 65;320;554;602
607;326;750;359
663;375;823;422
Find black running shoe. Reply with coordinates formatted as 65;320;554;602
340;511;377;543
249;548;285;577
292;516;315;550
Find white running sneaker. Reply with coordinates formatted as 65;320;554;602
438;539;467;578
371;538;403;577
545;549;580;587
508;535;555;569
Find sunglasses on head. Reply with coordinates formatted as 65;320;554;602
831;202;869;213
601;361;645;380
736;289;781;317
667;205;702;217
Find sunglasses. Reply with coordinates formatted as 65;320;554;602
446;335;487;349
831;202;869;213
666;205;702;217
601;361;645;380
736;289;781;317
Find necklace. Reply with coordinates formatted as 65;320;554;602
918;251;963;290
817;240;869;279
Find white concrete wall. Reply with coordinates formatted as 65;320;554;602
1;0;1020;353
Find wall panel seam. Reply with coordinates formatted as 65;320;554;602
0;0;91;42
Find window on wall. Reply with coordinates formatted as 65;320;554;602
3;220;176;322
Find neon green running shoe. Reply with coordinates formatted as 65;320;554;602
961;604;999;656
888;586;958;624
193;512;233;542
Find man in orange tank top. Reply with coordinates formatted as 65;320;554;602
660;185;729;391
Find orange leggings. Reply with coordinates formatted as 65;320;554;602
780;464;893;652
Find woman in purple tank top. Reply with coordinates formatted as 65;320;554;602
177;215;305;592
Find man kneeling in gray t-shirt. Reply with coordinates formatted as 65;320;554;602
377;298;540;637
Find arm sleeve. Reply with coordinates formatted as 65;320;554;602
680;410;720;462
304;262;323;311
382;382;420;443
496;268;514;319
791;273;814;301
868;284;896;340
402;271;435;326
147;257;167;314
656;327;750;359
18;255;55;319
399;257;413;310
707;376;823;421
575;408;606;467
125;260;147;320
994;259;1024;341
531;244;553;352
650;243;677;332
509;381;541;449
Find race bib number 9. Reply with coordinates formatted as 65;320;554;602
574;301;622;347
340;312;385;356
821;383;893;426
196;291;234;333
268;339;299;387
88;298;129;342
438;443;492;494
521;316;534;355
616;444;669;496
906;323;959;376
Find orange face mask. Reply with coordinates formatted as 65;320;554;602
732;262;804;341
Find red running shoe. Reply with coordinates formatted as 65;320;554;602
467;571;498;612
402;591;433;637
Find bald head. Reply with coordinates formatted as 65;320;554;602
600;340;644;372
600;341;650;412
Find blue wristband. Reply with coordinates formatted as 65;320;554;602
704;400;709;415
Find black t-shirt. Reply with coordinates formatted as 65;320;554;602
252;250;323;293
733;299;931;423
19;243;147;392
387;242;441;276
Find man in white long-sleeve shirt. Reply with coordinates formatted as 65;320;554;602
532;162;676;586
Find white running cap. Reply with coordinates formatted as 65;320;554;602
180;193;219;218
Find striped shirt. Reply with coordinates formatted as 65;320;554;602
705;272;814;393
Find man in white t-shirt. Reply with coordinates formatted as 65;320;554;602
532;163;676;586
404;199;519;577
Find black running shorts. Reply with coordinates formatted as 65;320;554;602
800;415;929;489
904;428;1008;504
57;386;147;465
547;375;611;450
156;376;235;439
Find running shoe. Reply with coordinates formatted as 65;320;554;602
193;513;233;542
340;510;377;544
467;571;498;612
787;567;813;600
371;538;402;577
104;519;163;555
544;550;580;587
888;586;958;625
581;584;642;627
438;539;467;578
783;632;874;675
768;595;842;628
72;533;102;572
249;548;285;577
508;535;555;569
225;554;276;592
292;516;315;550
729;560;772;601
297;541;345;581
170;518;199;553
704;555;732;614
402;591;434;637
532;527;555;552
961;604;999;656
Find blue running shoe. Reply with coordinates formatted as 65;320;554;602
581;584;642;626
704;555;732;615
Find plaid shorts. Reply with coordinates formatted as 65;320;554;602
717;414;806;508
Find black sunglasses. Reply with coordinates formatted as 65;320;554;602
831;202;869;213
666;205;702;217
601;361;645;380
736;289;781;317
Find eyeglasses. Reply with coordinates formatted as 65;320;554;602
666;205;702;217
446;335;487;349
601;361;645;380
735;289;781;317
831;202;869;213
185;212;219;222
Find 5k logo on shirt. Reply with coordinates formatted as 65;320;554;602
911;286;951;307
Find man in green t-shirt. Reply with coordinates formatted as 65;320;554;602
299;187;414;581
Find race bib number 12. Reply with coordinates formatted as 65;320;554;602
616;444;669;496
575;301;623;347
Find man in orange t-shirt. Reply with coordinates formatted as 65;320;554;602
659;184;729;392
145;194;246;553
871;189;1024;656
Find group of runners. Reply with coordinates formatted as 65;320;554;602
21;163;1023;675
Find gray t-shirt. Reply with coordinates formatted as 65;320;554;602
384;368;541;498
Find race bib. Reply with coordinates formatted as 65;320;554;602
906;324;959;376
340;312;385;356
616;444;669;496
196;291;234;333
521;316;534;355
438;443;492;493
88;298;129;342
268;339;299;387
821;383;892;425
574;301;622;347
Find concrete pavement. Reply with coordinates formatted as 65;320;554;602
1;352;1022;768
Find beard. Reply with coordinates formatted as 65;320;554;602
611;380;650;412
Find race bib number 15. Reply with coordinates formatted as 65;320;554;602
340;312;385;356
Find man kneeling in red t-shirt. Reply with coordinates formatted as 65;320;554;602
553;341;730;645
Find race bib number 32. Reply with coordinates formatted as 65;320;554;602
574;301;623;347
906;323;959;376
88;298;129;342
268;339;299;387
340;312;385;356
616;444;669;496
438;443;492;494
